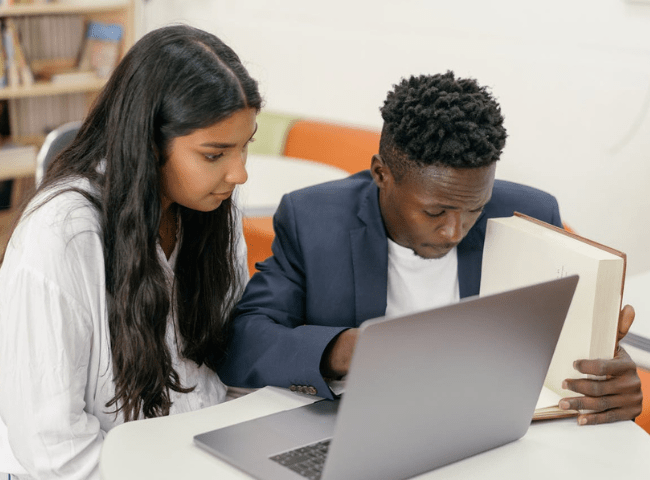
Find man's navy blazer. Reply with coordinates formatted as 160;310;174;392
219;170;563;398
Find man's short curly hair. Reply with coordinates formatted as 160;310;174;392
379;71;507;180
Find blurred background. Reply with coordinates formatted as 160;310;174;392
141;0;650;275
0;0;648;275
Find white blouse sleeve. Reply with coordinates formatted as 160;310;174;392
0;266;104;479
0;186;107;479
232;200;250;295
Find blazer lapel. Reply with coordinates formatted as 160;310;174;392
458;212;487;298
350;182;388;325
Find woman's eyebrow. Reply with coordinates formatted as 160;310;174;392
200;124;258;149
200;141;237;148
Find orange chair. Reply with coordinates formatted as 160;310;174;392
283;119;380;174
242;216;274;277
241;111;302;276
635;368;650;433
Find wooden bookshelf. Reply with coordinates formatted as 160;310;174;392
0;2;134;49
0;0;135;256
0;0;135;162
0;77;107;99
0;2;131;17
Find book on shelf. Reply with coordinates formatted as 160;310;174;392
0;30;5;88
2;19;34;87
78;21;123;79
9;19;34;86
2;20;20;87
1;14;85;89
480;212;626;421
23;16;101;86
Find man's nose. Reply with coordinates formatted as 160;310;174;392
438;212;463;243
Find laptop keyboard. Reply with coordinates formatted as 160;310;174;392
269;439;331;480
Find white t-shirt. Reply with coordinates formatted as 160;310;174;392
385;238;460;318
0;178;247;479
328;239;461;397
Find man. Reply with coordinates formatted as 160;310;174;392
219;71;642;425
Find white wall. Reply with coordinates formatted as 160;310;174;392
140;0;650;274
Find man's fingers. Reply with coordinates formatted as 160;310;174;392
617;304;635;342
562;344;643;426
576;405;643;426
573;350;636;377
560;392;643;414
564;373;640;397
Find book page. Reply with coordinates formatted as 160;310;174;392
535;386;562;410
533;386;579;420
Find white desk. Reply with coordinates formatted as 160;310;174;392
238;154;349;217
100;386;650;479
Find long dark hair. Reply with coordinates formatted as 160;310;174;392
31;25;262;421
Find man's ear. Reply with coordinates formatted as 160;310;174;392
370;154;392;188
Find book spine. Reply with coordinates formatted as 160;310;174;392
3;23;20;88
7;20;34;86
0;23;6;88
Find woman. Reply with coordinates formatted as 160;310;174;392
0;24;261;479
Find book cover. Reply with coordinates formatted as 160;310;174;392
480;212;626;418
77;21;123;78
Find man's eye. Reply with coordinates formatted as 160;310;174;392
204;153;224;161
425;210;445;218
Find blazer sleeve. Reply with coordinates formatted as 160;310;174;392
550;199;563;228
218;194;348;399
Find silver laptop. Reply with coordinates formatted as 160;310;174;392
195;276;579;480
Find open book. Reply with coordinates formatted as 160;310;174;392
534;386;576;420
480;213;626;421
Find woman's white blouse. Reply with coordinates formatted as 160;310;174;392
0;179;248;479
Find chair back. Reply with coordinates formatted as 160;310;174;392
249;111;300;156
636;367;650;434
35;120;82;186
242;216;274;276
283;119;380;174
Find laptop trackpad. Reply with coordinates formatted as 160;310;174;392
194;399;339;471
